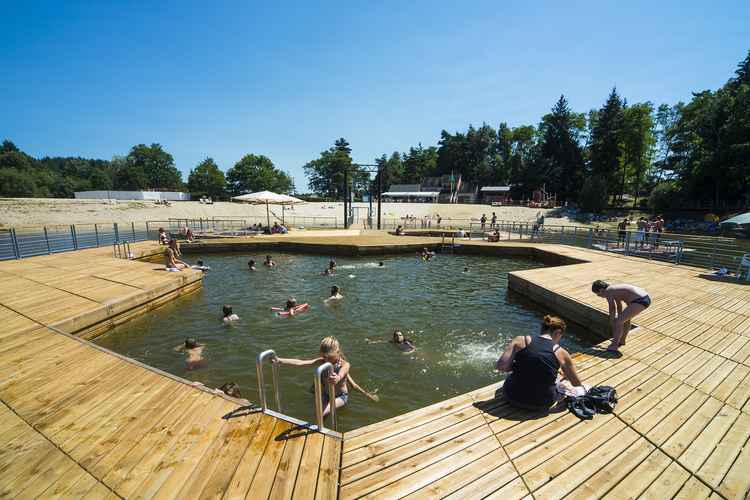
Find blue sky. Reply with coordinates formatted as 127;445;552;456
2;1;748;191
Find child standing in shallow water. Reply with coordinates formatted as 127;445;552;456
273;337;350;416
223;305;240;322
175;338;205;370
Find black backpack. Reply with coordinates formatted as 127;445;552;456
567;385;618;420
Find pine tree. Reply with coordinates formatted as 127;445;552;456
590;88;623;200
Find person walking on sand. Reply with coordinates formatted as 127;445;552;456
592;280;651;353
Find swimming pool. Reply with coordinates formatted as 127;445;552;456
95;252;594;431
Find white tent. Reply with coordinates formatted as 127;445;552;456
231;191;305;228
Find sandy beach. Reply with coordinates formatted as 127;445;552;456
0;198;580;228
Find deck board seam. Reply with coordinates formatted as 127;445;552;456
0;398;124;499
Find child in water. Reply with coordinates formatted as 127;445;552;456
391;330;415;352
223;305;240;322
175;338;205;370
325;285;343;304
273;337;351;415
264;255;276;267
285;297;298;316
248;260;256;271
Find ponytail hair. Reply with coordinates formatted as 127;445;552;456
541;315;566;334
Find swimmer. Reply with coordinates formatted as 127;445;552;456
390;330;415;352
463;266;470;273
285;297;298;316
264;255;276;267
272;336;350;416
248;259;256;271
174;337;205;370
322;267;335;276
328;259;337;271
592;280;651;352
378;262;384;267
218;382;242;398
222;305;240;322
324;285;343;304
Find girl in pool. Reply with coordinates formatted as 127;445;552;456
324;285;343;304
390;330;415;352
248;259;256;271
273;336;350;415
264;255;276;267
174;337;205;370
222;305;240;322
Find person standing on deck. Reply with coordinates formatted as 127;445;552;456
491;212;497;229
480;214;487;230
592;280;651;353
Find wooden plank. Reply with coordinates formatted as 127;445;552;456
440;461;521;500
269;427;309;500
673;476;713;499
634;459;691;500
290;432;325;500
315;435;341;500
678;405;741;474
696;412;750;489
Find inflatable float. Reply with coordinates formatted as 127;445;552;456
271;303;310;316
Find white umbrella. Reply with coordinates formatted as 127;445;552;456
231;191;305;228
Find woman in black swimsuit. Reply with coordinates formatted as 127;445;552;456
592;280;651;353
496;315;583;410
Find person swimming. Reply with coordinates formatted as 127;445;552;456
248;259;256;271
284;297;298;316
325;285;343;304
222;305;240;322
390;330;415;352
322;267;335;276
175;337;205;370
264;255;276;267
378;262;384;267
328;259;337;271
463;266;470;273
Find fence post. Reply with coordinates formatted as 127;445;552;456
145;221;149;240
132;222;136;241
71;225;78;249
95;224;100;246
587;228;593;248
11;228;20;259
44;227;51;254
114;223;119;242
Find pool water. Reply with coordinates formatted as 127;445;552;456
95;252;593;431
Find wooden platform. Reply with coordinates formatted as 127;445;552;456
0;245;340;498
2;233;749;498
341;243;750;499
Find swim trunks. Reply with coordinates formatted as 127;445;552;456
631;295;651;308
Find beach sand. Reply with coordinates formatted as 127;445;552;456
0;198;579;228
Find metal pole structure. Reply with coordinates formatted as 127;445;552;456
343;167;349;229
131;222;136;241
114;223;119;242
71;225;78;250
95;224;100;247
11;228;20;259
314;362;336;431
44;227;51;254
377;165;383;230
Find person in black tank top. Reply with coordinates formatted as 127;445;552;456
496;315;583;410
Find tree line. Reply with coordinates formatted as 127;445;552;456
3;50;748;213
302;50;750;213
0;142;293;200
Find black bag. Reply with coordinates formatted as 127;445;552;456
586;386;618;414
567;385;618;420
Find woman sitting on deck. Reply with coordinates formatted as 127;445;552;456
164;239;188;270
496;315;583;411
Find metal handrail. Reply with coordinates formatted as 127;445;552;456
313;362;338;432
256;349;282;412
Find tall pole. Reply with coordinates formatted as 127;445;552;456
343;167;349;229
377;165;383;230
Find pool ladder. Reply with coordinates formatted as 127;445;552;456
113;240;134;259
256;350;339;434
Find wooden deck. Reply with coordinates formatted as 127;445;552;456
341;243;750;499
1;233;749;498
0;245;340;498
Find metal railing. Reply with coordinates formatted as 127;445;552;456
464;220;749;271
314;362;338;432
256;350;282;412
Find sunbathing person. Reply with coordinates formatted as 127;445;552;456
592;280;651;352
165;240;188;270
496;315;583;411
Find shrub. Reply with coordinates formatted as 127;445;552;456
648;182;682;213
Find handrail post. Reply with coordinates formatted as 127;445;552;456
132;222;136;241
314;362;335;431
256;349;281;412
11;228;20;259
44;226;51;254
114;223;119;242
95;224;100;247
71;225;78;249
